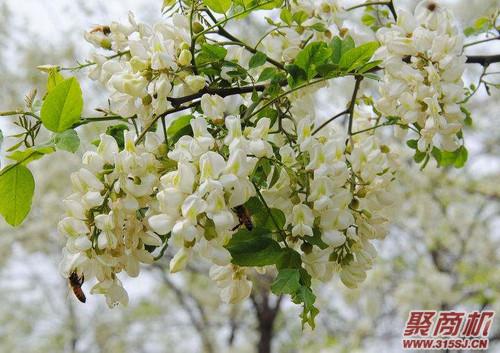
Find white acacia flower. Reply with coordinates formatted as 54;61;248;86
148;214;176;235
201;94;226;122
91;278;129;307
209;265;253;304
199;151;225;182
170;247;192;273
291;204;314;237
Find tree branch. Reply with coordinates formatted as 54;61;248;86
167;84;268;107
312;109;349;135
466;54;500;66
347;76;363;136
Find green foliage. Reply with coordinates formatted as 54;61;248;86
0;164;35;226
52;129;80;153
464;16;493;36
331;36;355;64
432;146;468;168
200;43;228;61
461;105;472;126
257;67;278;82
203;0;231;14
292;286;319;329
46;69;64;92
105;124;129;149
249;51;267;69
246;196;286;231
167;114;194;145
280;8;292;25
338;42;379;72
408;140;469;169
40;77;83;132
7;145;55;165
271;268;301;294
287;37;379;86
225;227;284;266
293;42;332;80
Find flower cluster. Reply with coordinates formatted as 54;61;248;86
85;12;205;124
147;108;276;303
59;132;163;307
260;106;399;288
56;2;420;310
375;1;466;152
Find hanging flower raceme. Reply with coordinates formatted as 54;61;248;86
375;1;467;155
85;12;207;124
59;131;163;307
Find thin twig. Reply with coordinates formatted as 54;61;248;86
135;101;198;145
312;109;349;135
463;35;500;48
347;76;363;136
252;181;289;247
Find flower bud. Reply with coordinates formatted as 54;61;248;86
178;49;192;66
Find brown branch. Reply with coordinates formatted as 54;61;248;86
216;27;286;71
466;54;500;66
347;75;363;136
167;84;268;107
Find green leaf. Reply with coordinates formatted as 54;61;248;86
292;10;308;25
254;207;286;231
357;60;382;73
276;248;302;269
52;129;80;153
249;51;267;69
331;36;355;64
304;227;329;249
413;150;426;163
226;227;284;266
361;13;376;27
271;268;301;295
461;105;472;126
294;42;332;80
292;286;319;329
258;67;277;82
286;64;307;88
244;197;286;232
167;115;194;145
203;0;231;13
106;124;129;150
280;8;292;25
7;145;55;165
0;129;3;150
47;69;64;92
433;146;467;168
0;164;35;226
256;0;283;10
431;147;441;165
40;77;83;132
201;43;227;61
310;22;327;32
406;139;418;149
339;42;379;72
454;145;468;168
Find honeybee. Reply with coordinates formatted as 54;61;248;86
233;205;253;231
89;25;111;35
69;271;86;303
